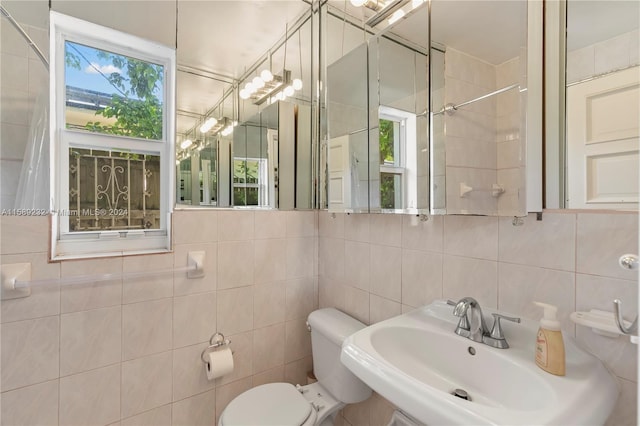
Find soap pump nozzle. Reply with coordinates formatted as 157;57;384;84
534;301;561;331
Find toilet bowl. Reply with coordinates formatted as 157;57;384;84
218;308;372;426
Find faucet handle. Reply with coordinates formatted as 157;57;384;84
490;313;521;339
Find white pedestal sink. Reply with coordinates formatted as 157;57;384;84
340;300;619;425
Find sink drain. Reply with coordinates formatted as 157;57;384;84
451;388;471;401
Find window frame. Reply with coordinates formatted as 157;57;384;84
49;12;176;260
378;105;418;211
232;157;269;206
379;109;407;210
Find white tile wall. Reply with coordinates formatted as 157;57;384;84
0;210;318;425
567;29;640;84
319;210;638;426
442;48;524;216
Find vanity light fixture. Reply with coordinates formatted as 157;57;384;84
260;69;274;82
180;139;193;150
244;68;305;105
388;9;405;24
350;0;386;12
366;0;411;27
204;117;234;137
239;68;287;101
199;117;218;133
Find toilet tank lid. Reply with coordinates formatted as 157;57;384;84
307;308;367;346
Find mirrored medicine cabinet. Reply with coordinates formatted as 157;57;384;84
545;0;639;211
325;0;542;217
1;0;545;220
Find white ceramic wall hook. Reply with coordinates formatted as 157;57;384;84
1;263;32;299
459;182;473;198
187;251;205;278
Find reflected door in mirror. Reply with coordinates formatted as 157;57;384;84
566;67;639;209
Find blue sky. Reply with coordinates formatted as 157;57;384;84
65;41;163;102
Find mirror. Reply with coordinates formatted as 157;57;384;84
325;1;430;214
230;101;300;209
430;0;528;216
369;16;429;213
324;0;537;216
327;43;369;212
175;1;316;210
562;0;639;210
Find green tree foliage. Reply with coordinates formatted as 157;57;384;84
379;119;396;209
379;119;394;164
233;159;260;206
66;46;163;140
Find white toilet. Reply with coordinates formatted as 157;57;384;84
218;308;372;426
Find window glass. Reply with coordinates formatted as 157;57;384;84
233;159;260;206
380;117;403;209
68;147;161;231
380;118;395;164
381;172;402;209
64;41;164;140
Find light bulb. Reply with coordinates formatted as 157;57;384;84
284;85;295;97
246;82;256;93
233;120;238;126
350;0;367;6
276;91;285;101
252;76;265;89
180;139;193;150
260;69;273;82
200;117;218;133
292;79;303;90
239;88;250;99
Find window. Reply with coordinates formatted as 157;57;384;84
50;12;175;259
378;106;418;211
379;117;404;209
233;158;269;206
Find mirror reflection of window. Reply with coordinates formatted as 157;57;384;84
378;106;417;211
233;158;268;206
379;118;403;209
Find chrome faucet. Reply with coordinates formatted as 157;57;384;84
452;297;489;343
448;298;521;349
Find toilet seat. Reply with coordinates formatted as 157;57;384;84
220;383;317;426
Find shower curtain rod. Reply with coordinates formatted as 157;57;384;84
435;83;520;115
0;5;49;70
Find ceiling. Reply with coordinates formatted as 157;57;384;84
430;0;527;65
567;0;640;51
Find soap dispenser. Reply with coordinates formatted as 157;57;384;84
534;302;565;376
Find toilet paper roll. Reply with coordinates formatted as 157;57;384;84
206;347;234;381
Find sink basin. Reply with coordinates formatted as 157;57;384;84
341;300;619;425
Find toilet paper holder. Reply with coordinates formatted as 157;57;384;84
201;332;232;366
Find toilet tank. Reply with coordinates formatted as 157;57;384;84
307;308;372;404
